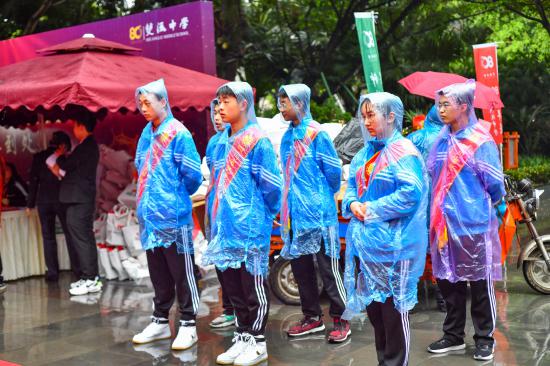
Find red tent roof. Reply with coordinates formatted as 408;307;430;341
0;36;227;115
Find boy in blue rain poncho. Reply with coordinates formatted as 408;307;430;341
202;82;282;366
132;79;203;351
204;98;236;330
342;92;427;366
277;84;349;343
407;105;447;313
426;81;505;362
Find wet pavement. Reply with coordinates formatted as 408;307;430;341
1;186;549;366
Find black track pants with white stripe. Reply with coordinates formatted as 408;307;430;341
146;244;200;321
290;239;346;318
366;297;410;366
437;278;496;347
221;263;270;336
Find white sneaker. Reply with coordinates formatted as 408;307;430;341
216;332;248;365
132;317;171;344
70;279;85;289
172;321;198;350
234;335;268;366
69;277;102;296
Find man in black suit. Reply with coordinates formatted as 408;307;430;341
51;106;101;296
27;131;80;282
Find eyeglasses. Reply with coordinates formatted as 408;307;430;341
438;102;453;110
278;102;289;110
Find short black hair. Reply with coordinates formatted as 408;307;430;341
278;89;289;99
66;105;96;132
50;131;72;150
216;85;237;99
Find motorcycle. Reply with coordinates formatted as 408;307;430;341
502;175;550;294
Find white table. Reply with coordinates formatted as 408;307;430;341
0;209;71;281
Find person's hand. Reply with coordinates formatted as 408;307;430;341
54;145;66;157
273;220;282;227
49;164;63;179
25;208;32;217
350;201;367;221
1;198;8;206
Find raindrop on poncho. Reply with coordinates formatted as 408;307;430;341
202;81;283;276
134;78;203;254
428;80;505;282
278;84;342;259
342;92;428;317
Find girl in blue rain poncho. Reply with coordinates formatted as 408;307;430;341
342;92;427;366
204;98;236;330
277;84;349;344
202;82;282;366
132;79;203;351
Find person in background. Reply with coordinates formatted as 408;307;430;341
204;98;236;330
0;154;7;293
407;105;446;312
27;131;80;282
50;105;101;296
2;162;28;208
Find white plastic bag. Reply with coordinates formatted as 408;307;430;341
122;210;142;254
117;182;137;209
98;244;118;280
106;204;129;246
109;246;129;281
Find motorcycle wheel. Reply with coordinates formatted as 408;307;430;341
269;256;323;305
523;242;550;295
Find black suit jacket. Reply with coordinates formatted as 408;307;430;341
58;135;99;204
27;147;62;208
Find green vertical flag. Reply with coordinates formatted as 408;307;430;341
354;12;383;92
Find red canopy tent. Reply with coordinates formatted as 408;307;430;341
0;35;228;117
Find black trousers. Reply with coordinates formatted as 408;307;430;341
37;202;81;278
221;263;269;337
64;202;97;280
437;278;496;347
216;268;234;315
366;297;410;366
290;239;346;318
147;244;200;321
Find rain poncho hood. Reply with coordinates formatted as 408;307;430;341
406;105;444;161
202;82;282;276
135;79;202;254
342;92;428;316
428;81;505;282
136;78;173;119
278;84;342;259
278;84;312;123
218;81;258;124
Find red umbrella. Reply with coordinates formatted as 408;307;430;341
0;36;228;121
398;71;504;109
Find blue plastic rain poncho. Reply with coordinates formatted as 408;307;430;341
278;84;342;259
204;98;228;241
135;79;202;254
342;92;428;317
407;105;444;161
428;81;505;282
202;82;283;276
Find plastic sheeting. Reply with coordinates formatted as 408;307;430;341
342;92;428;316
428;81;505;282
333;118;364;165
202;82;282;276
277;84;342;259
134;79;203;254
406;105;444;161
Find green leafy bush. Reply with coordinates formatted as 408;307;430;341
505;155;550;186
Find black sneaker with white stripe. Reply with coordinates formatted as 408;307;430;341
473;344;494;361
427;338;466;353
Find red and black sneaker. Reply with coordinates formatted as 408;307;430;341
328;317;351;343
287;316;325;337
